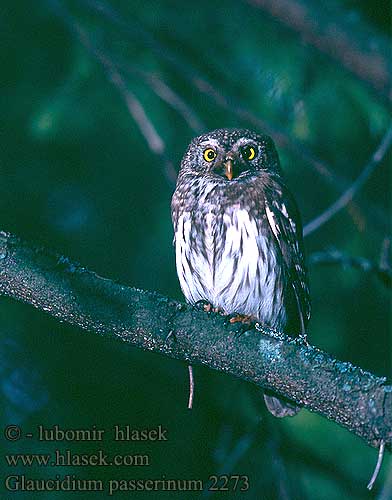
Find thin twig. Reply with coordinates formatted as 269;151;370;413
108;57;206;133
187;364;194;410
100;65;177;186
77;27;164;155
140;72;205;134
367;440;386;490
304;124;392;236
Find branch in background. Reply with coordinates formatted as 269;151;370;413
309;248;392;288
76;0;390;234
246;0;392;103
133;70;205;134
97;49;206;134
303;123;392;236
98;61;177;187
78;0;351;186
60;3;205;183
87;48;181;186
50;0;178;187
0;230;390;451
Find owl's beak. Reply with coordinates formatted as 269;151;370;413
224;160;234;181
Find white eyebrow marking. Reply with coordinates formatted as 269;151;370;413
199;139;220;148
233;137;255;147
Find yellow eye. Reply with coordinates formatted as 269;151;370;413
203;148;217;162
241;145;257;161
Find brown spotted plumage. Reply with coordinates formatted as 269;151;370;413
171;128;310;417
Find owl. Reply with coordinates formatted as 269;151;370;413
171;128;310;417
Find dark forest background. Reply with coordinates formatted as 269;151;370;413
1;0;391;498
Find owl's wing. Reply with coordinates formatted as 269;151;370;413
264;183;310;334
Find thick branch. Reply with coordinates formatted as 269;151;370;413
0;231;390;450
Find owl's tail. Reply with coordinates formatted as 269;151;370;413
263;391;300;418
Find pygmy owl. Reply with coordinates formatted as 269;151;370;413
171;128;310;417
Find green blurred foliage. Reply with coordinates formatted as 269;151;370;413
1;0;391;498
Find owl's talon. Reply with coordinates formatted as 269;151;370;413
193;300;213;313
229;314;256;325
193;300;223;314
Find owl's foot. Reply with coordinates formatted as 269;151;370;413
204;304;222;313
193;300;222;314
193;299;211;312
229;314;257;324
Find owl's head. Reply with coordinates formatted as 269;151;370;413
180;128;282;181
